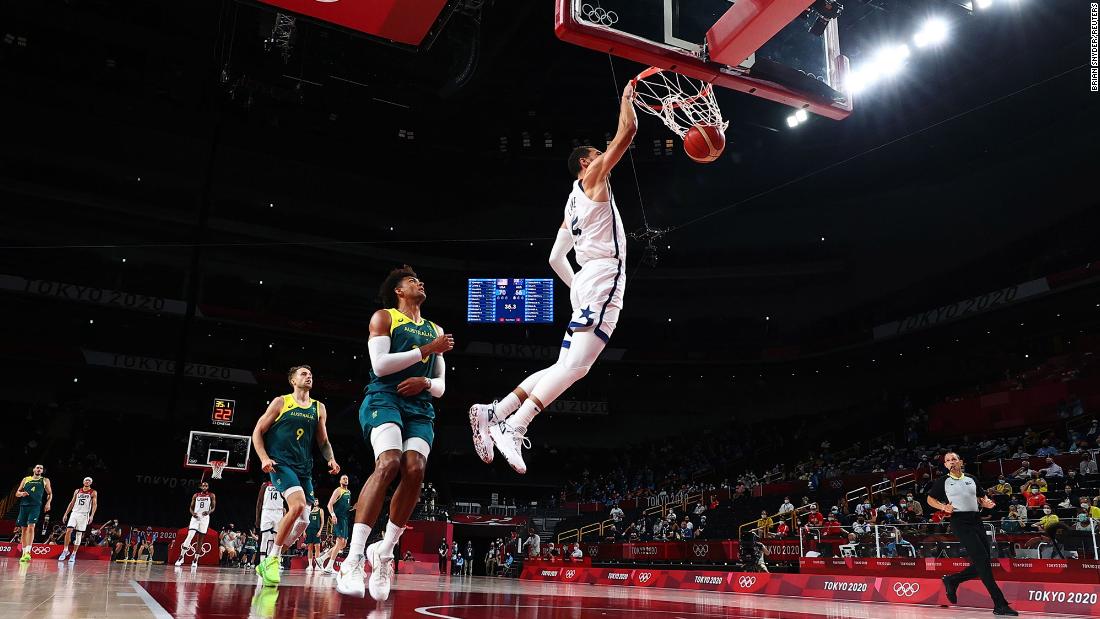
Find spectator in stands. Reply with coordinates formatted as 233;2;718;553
1013;461;1034;479
902;496;924;521
1000;506;1024;534
1036;440;1059;458
219;526;238;566
693;502;706;516
1025;486;1047;509
609;504;624;523
681;516;694;540
855;499;873;519
571;543;583;560
1074;513;1094;531
524;527;541;559
778;497;795;514
991;476;1013;495
1021;471;1048;494
1081;498;1100;520
806;504;824;528
851;515;871;535
755;511;774;538
1082;454;1098;475
877;499;899;523
1041;457;1064;481
822;514;842;537
1059;487;1076;509
774;519;790;538
1033;506;1059;532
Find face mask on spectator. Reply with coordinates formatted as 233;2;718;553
900;502;907;508
1080;515;1089;523
1032;489;1039;494
1044;508;1053;514
1083;503;1090;509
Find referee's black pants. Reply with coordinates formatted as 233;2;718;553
947;513;1008;607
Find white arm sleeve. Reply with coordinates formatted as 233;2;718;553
548;227;575;288
367;336;425;377
428;355;446;397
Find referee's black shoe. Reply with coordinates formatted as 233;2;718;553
942;576;958;605
993;605;1019;616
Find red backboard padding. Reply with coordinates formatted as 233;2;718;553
256;0;449;46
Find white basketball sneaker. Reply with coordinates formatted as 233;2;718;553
68;552;76;564
366;541;394;601
58;550;69;562
489;420;531;474
335;553;366;598
468;403;496;464
174;554;186;567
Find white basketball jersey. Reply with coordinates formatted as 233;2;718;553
261;484;284;511
194;493;212;513
72;489;94;515
565;179;626;267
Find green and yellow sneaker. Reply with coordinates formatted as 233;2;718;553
256;555;281;587
19;551;31;563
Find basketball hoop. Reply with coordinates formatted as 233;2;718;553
209;460;227;480
630;67;728;139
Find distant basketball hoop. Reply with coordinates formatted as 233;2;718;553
209;460;227;480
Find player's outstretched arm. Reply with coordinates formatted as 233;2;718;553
252;397;284;473
583;82;638;188
549;221;575;288
316;402;340;474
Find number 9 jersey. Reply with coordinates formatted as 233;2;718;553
263;395;319;473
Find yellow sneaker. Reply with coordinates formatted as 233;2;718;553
19;551;31;563
256;555;281;587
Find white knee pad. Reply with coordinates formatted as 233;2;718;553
404;437;431;458
370;423;404;460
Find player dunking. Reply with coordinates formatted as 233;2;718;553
14;464;52;562
255;480;285;564
470;81;637;473
58;476;97;563
335;266;452;601
252;364;340;587
304;498;325;572
175;481;216;567
321;474;353;574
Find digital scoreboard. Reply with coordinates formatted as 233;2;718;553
467;278;554;324
211;398;236;426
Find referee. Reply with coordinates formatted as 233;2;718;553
926;452;1018;616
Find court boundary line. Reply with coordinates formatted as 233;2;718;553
129;580;174;619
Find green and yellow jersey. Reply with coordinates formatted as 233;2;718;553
306;508;321;533
19;476;46;507
367;308;441;403
333;487;352;515
264;395;319;473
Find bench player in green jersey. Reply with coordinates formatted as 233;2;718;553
303;498;324;572
252;364;341;587
336;266;453;601
321;474;354;574
14;464;52;562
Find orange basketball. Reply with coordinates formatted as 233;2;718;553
683;125;726;163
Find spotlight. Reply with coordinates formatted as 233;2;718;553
975;0;993;9
795;109;809;122
786;115;800;128
873;44;911;77
913;17;950;48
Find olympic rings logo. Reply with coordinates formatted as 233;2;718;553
738;576;757;588
636;572;653;583
580;3;618;27
564;569;576;579
693;544;710;557
893;582;921;597
31;546;52;555
181;542;213;559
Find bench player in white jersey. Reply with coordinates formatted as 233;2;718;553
255;481;285;563
175;481;216;567
469;81;637;474
57;476;97;563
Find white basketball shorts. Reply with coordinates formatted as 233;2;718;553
187;515;210;535
66;512;91;532
260;509;283;534
567;258;625;342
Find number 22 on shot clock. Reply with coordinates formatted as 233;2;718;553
211;399;236;426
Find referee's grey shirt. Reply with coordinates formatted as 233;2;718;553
927;473;981;518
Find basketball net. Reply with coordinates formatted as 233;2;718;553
209;460;227;480
631;67;728;139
